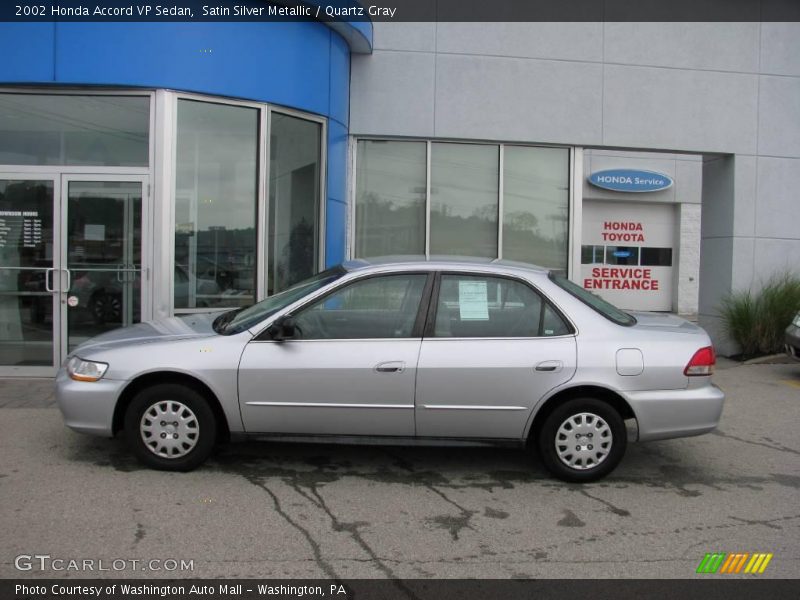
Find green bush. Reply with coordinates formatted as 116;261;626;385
720;272;800;359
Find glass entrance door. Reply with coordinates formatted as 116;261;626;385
0;177;58;375
0;174;148;376
62;177;147;355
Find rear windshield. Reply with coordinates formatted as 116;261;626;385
549;272;636;327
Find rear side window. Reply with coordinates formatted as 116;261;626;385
432;274;570;338
549;272;636;326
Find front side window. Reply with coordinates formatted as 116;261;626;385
293;274;428;340
434;274;568;338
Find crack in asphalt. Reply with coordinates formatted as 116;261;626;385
712;430;800;457
384;450;478;542
228;456;421;600
238;473;339;580
575;488;632;517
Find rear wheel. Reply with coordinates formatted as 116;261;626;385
124;384;216;471
537;397;626;482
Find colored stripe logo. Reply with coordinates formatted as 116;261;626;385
696;552;773;574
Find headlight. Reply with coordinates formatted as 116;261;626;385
66;356;109;382
793;313;800;327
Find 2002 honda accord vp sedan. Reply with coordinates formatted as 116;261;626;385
56;257;724;482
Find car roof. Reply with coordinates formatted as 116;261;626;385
341;255;552;276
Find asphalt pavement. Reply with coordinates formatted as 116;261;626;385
1;359;798;579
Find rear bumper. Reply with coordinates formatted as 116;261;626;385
55;368;125;437
623;383;725;442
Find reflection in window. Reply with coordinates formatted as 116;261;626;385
355;140;426;258
605;246;639;266
581;245;604;264
430;143;498;257
268;113;321;295
354;140;571;268
174;99;258;309
434;275;551;338
640;247;673;266
0;180;54;366
503;146;569;270
0;94;149;166
294;274;427;339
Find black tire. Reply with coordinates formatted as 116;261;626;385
536;397;626;483
124;384;217;471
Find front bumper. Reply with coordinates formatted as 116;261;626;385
623;382;725;442
55;368;126;437
785;325;800;361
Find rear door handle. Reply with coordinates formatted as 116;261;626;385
375;361;405;373
535;360;563;372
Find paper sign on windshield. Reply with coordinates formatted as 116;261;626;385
458;280;489;320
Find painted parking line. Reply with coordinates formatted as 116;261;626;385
781;380;800;389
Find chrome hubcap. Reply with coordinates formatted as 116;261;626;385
555;412;612;470
140;401;199;459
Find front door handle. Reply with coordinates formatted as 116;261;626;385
535;360;563;372
375;361;405;373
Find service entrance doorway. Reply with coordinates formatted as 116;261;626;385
0;174;149;376
580;200;676;312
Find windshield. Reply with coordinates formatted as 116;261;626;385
549;272;636;327
215;266;346;335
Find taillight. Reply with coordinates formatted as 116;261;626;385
684;346;716;376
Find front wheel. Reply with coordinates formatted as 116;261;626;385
537;397;627;483
124;384;217;471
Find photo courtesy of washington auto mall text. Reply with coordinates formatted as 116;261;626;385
15;583;350;598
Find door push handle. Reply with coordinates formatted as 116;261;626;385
535;360;563;372
375;361;405;373
45;268;55;293
61;268;71;293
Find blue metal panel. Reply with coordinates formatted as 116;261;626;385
325;200;348;268
0;23;56;82
328;31;351;128
53;22;332;116
325;120;349;266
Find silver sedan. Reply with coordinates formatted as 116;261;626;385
56;258;724;482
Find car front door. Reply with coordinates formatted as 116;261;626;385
238;272;432;436
415;272;577;440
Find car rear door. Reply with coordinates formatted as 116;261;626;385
238;272;432;436
415;272;577;440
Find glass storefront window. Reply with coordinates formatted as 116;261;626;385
354;140;570;269
268;112;322;295
174;99;258;309
430;143;499;257
503;146;569;270
355;140;426;258
0;94;149;166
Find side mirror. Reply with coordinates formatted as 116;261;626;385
268;315;296;341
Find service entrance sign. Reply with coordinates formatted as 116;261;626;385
580;201;676;312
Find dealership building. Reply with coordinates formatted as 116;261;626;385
0;6;799;375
